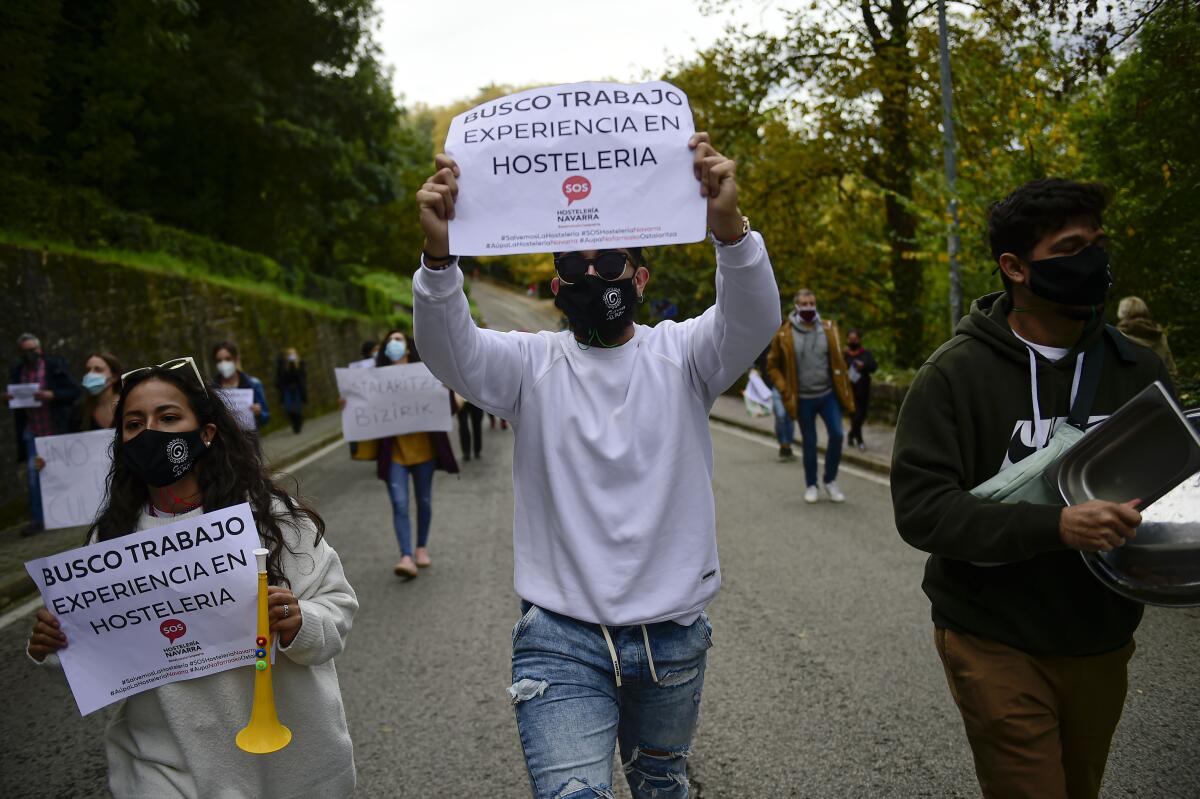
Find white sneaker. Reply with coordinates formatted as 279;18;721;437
804;485;819;504
823;481;846;503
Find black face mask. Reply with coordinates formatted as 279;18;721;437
1025;245;1112;307
21;350;39;364
122;427;209;488
554;275;639;344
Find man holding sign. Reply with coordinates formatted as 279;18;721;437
414;81;780;799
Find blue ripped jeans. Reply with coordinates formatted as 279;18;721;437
386;459;435;557
510;603;711;799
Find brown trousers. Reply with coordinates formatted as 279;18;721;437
934;627;1134;799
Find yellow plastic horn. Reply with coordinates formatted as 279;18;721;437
236;547;292;754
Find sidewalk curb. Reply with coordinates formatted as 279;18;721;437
709;410;893;478
0;428;347;610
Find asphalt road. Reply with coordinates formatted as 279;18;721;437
2;420;1199;798
1;280;1197;797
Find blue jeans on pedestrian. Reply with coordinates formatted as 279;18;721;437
770;388;794;446
386;459;435;557
510;603;712;799
797;391;843;487
22;429;43;525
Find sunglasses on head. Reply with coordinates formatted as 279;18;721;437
121;356;208;397
553;250;631;284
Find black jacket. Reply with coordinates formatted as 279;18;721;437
844;346;877;395
10;355;81;459
891;292;1173;656
276;359;308;404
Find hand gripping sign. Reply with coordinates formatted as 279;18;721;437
24;504;259;715
445;80;707;255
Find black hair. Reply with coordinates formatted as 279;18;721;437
987;179;1109;290
360;340;377;359
91;366;325;587
212;341;239;361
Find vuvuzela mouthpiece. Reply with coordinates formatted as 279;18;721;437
253;548;269;573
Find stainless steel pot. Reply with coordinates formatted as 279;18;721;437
1059;398;1200;607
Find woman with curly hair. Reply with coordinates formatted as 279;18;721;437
27;356;358;798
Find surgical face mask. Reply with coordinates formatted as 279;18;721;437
82;372;109;395
1024;245;1112;307
554;275;639;344
384;339;407;362
122;427;209;487
215;360;237;379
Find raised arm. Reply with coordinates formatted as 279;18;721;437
412;154;529;419
682;134;782;403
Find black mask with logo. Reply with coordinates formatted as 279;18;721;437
554;275;639;345
122;427;209;488
1025;245;1112;307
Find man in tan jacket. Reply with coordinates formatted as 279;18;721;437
767;289;855;503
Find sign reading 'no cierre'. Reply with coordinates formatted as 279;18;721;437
445;80;706;255
36;429;114;530
334;362;453;442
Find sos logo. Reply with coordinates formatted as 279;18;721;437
160;619;187;643
561;176;591;205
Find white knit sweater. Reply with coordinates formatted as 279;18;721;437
33;504;358;798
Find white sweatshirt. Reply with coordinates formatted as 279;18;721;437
33;505;358;798
413;232;780;626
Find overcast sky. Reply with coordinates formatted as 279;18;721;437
376;0;789;109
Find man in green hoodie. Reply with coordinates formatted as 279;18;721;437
891;178;1175;799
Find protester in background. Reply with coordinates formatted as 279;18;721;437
3;333;81;535
458;397;485;461
372;330;458;578
276;347;308;434
1117;296;1179;384
843;330;878;452
414;133;779;799
27;355;358;798
892;179;1173;799
756;346;794;460
767;290;855;504
212;341;269;430
79;352;123;431
361;339;379;361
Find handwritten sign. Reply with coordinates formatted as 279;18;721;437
445;80;706;255
35;429;113;530
7;382;41;409
335;362;452;442
24;504;259;715
347;357;376;370
217;388;256;430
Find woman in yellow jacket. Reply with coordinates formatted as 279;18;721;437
370;330;459;578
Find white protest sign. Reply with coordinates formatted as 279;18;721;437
35;429;113;530
7;382;42;409
348;357;376;370
24;503;259;716
445;80;706;255
217;388;256;429
335;362;452;442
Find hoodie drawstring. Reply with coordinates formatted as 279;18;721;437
1026;348;1085;450
600;624;660;688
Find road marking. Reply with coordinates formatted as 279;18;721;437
273;436;346;476
0;595;44;632
710;419;892;488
